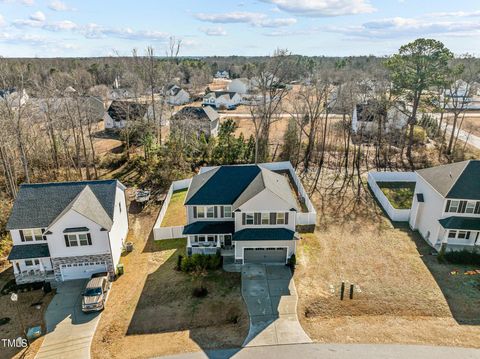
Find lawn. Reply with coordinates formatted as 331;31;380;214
295;188;480;348
161;189;188;227
377;181;416;209
92;194;248;359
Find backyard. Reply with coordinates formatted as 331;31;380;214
91;194;248;359
161;189;188;227
377;181;416;209
295;189;480;347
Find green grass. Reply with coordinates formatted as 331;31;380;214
377;182;416;210
160;189;188;227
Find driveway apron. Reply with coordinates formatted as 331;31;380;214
36;279;102;359
241;264;311;347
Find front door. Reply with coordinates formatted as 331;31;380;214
224;235;232;247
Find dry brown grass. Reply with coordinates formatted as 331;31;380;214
0;269;54;359
160;189;187;227
295;188;480;348
91;191;248;359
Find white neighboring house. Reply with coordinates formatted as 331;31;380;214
166;85;190;105
183;164;300;264
7;180;129;284
104;100;148;129
0;88;29;108
409;160;480;252
203;91;242;109
215;70;230;79
227;78;253;94
352;101;410;134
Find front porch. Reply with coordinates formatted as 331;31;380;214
15;269;55;284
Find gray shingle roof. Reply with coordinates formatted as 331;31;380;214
183;221;235;235
107;100;147;122
233;228;296;241
185;165;299;210
6;180;120;230
417;160;480;199
8;244;50;260
173;106;219;122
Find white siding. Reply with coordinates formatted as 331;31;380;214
10;229;47;246
186;205;234;224
46;209;111;258
410;175;445;247
108;186;129;267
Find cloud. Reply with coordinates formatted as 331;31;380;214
82;23;169;41
195;11;296;28
0;14;4;27
1;0;35;5
44;20;77;31
29;10;45;22
48;0;73;11
427;10;480;18
324;16;480;39
260;0;375;17
199;26;227;36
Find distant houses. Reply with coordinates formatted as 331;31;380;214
203;91;242;109
170;106;220;138
227;78;253;94
166;85;190;105
0;88;29;108
214;70;230;79
104;100;148;129
352;101;410;135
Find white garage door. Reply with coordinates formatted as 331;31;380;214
244;247;287;264
60;261;107;281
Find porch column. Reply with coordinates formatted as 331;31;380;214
187;236;191;246
216;235;222;248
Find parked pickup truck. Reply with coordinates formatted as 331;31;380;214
81;272;109;313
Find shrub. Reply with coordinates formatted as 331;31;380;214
444;249;480;266
413;126;427;144
181;253;222;273
192;286;208;298
288;254;297;273
176;255;183;271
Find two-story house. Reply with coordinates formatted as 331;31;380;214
7;180;128;284
409;160;480;251
182;164;299;264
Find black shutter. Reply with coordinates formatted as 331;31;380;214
270;212;276;224
285;212;289;225
87;233;92;245
475;202;480;214
19;230;25;242
214;206;218;218
254;213;260;225
242;213;246;225
64;235;70;247
220;206;224;218
466;231;471;240
41;228;47;241
193;206;197;218
459;201;467;213
445;200;451;212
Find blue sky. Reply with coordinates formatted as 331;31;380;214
0;0;479;57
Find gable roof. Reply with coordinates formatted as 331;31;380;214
173;106;219;122
205;91;238;100
167;84;182;96
106;100;148;122
417;160;480;199
6;180;122;230
185;164;298;210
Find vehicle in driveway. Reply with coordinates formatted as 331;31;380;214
82;274;109;312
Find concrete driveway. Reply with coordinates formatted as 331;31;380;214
241;264;311;347
36;280;102;359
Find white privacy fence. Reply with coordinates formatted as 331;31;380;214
368;171;416;222
154;161;318;241
153;178;191;240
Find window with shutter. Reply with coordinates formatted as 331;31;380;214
64;235;70;247
19;230;25;242
193;206;197;218
475;202;480;214
285;212;289;225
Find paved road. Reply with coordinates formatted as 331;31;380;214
429;113;480;150
36;280;102;359
158;343;480;359
241;264;311;347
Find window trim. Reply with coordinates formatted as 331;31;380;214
246;213;254;225
261;213;269;225
276;212;285;225
66;233;91;247
197;206;205;218
22;228;44;242
448;200;460;213
206;206;215;218
465;201;476;214
223;206;232;218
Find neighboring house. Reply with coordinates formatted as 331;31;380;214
203;91;242;109
166;85;190;105
108;88;133;101
352;101;410;134
104;100;148;129
227;78;253;94
410;160;480;252
0;88;29;108
183;164;300;264
215;70;230;79
170;106;220;137
6;180;128;285
31;96;105;122
443;80;480;111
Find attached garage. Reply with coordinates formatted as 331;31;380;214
244;247;287;264
60;261;107;281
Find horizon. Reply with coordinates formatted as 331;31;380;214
0;0;479;58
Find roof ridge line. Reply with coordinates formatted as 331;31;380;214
445;160;471;198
